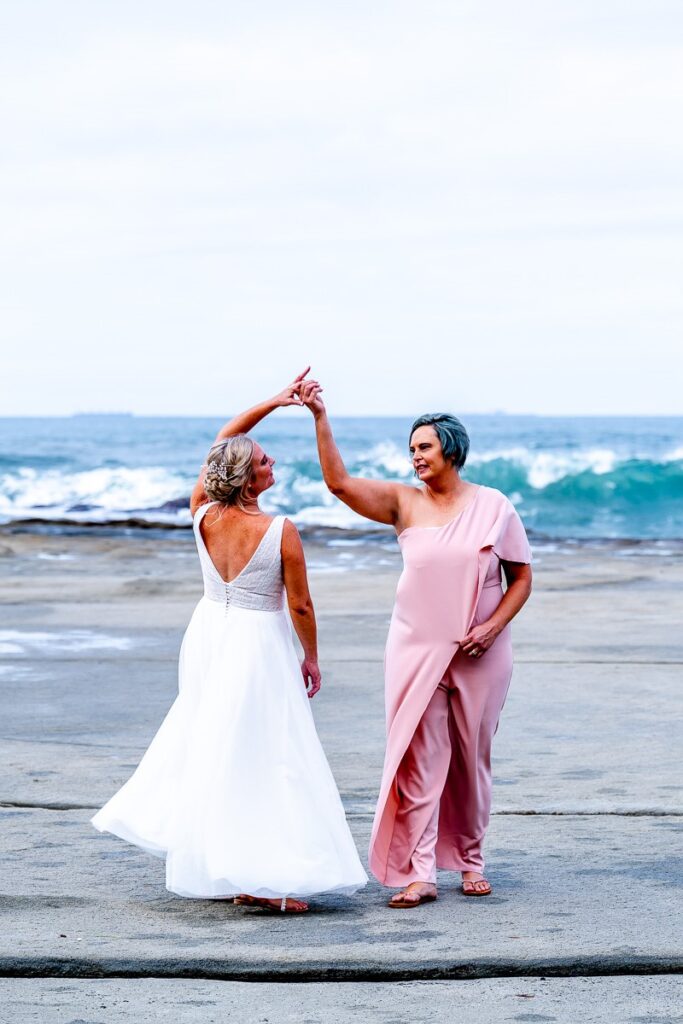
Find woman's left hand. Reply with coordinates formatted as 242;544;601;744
460;620;501;658
273;368;316;408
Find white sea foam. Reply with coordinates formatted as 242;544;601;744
0;663;35;678
662;445;683;463
0;466;190;522
0;629;133;656
328;537;376;547
356;441;629;489
0;434;680;537
468;446;619;488
356;441;413;479
291;504;370;529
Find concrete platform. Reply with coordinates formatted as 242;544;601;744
1;642;679;815
1;807;681;977
3;976;683;1024
0;531;681;1019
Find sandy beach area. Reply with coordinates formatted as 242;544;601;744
1;527;681;1021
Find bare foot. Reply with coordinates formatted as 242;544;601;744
277;897;308;913
388;881;437;908
234;894;309;913
461;872;492;896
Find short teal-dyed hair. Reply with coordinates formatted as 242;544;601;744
410;413;470;470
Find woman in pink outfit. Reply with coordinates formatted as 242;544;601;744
301;385;532;908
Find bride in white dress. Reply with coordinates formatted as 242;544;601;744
91;370;368;913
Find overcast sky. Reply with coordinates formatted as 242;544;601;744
1;0;682;416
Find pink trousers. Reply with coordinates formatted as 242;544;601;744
384;622;512;885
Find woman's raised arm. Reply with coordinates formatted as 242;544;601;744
210;367;311;445
190;368;313;514
300;382;405;527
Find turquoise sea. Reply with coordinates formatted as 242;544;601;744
0;415;682;543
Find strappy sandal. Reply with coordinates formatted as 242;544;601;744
461;877;492;897
234;894;309;913
388;885;437;909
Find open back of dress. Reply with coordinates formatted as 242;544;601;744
92;502;367;900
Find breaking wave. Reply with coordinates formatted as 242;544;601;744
2;439;682;540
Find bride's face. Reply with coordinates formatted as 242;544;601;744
249;442;276;495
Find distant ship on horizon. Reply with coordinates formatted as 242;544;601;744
71;411;134;418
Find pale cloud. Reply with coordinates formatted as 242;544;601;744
0;0;682;414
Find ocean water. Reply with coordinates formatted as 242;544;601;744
1;414;682;543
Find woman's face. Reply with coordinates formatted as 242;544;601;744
249;442;276;495
409;425;451;482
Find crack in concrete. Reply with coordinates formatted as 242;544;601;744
494;809;683;817
2;657;683;666
0;801;98;810
2;800;681;815
0;956;681;982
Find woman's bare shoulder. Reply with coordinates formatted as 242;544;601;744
281;516;304;550
394;480;421;504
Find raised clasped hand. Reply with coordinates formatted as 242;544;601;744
274;367;319;408
299;379;326;416
459;620;500;659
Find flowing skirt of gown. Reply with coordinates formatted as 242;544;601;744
91;598;368;899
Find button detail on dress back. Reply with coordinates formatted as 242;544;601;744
194;508;286;612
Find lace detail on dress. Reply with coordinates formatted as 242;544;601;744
193;503;285;612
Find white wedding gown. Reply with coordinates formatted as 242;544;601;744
91;503;368;899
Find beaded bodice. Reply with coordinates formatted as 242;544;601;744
193;503;285;612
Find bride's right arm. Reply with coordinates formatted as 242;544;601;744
300;382;405;527
209;367;312;445
190;368;314;515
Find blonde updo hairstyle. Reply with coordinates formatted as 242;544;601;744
203;434;256;507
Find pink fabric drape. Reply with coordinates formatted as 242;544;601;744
368;485;531;884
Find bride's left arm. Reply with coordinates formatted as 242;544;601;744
190;368;314;514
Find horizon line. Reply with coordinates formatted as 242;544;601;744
1;411;683;420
